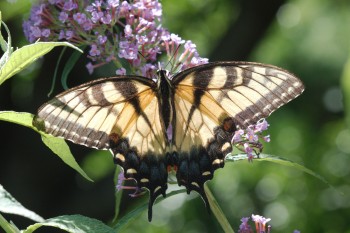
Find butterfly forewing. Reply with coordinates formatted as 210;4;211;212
172;62;304;136
36;76;167;155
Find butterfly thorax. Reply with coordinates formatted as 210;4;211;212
156;69;174;143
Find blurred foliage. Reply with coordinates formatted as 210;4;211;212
0;0;350;232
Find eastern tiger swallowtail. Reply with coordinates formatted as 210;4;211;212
34;61;304;221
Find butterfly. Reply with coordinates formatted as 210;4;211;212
34;61;304;221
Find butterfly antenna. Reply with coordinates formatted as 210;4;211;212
138;51;147;62
165;44;182;75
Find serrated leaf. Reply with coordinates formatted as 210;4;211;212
0;41;82;85
225;153;331;187
0;111;92;182
23;215;114;233
0;185;44;223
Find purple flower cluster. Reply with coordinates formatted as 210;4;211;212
239;214;300;233
232;118;270;162
239;214;271;233
23;0;208;76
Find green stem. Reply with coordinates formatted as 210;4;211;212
0;213;19;233
204;183;235;233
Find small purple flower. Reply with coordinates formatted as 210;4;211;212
86;62;94;74
101;13;112;24
65;30;74;40
89;44;101;56
108;0;119;8
124;24;133;37
73;13;87;25
246;127;258;142
252;214;271;233
58;11;69;23
116;68;126;75
141;63;156;78
136;34;149;44
91;11;103;23
118;41;138;60
63;0;77;11
232;129;244;144
263;135;271;142
97;35;107;44
82;20;93;31
116;170;125;191
116;170;145;197
41;29;50;38
170;33;185;44
190;56;209;66
255;118;269;132
32;26;42;38
151;1;162;17
244;143;254;162
238;217;253;233
119;1;131;17
58;30;65;40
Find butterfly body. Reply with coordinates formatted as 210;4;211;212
35;62;304;221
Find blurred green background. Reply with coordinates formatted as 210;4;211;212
1;0;350;232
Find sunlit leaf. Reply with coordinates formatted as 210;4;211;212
0;111;92;182
23;215;114;233
0;184;44;223
0;41;82;85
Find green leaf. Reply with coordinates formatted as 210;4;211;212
204;184;235;233
0;213;20;233
0;184;44;223
0;41;83;85
0;111;92;182
113;189;185;231
23;215;114;233
61;49;84;90
225;153;331;187
41;133;93;182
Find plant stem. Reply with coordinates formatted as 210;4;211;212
204;183;235;233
